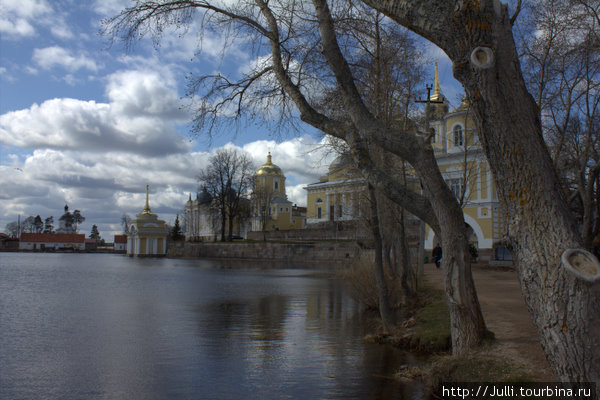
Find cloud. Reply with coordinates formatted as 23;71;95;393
0;69;191;156
0;0;51;38
0;133;334;239
32;46;99;72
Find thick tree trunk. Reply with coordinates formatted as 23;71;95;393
455;16;600;386
416;148;489;354
362;0;600;387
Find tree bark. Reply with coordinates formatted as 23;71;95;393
367;184;397;333
312;0;488;354
363;0;600;386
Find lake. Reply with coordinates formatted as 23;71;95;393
0;253;419;399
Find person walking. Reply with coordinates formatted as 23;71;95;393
432;243;442;269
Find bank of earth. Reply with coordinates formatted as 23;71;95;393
389;264;554;384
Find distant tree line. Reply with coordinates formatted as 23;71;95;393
4;205;85;238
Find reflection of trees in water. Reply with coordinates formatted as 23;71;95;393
190;276;415;398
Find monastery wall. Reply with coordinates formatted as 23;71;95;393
168;241;371;266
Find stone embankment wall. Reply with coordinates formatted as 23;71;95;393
168;241;370;266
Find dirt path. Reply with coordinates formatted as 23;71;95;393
424;263;554;381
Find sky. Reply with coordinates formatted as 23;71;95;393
0;0;462;239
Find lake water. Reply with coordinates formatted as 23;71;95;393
0;253;419;399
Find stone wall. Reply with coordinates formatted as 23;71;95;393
246;220;369;241
168;241;370;266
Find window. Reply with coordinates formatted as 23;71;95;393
274;180;279;190
446;178;464;199
338;205;343;218
317;207;322;219
453;125;463;146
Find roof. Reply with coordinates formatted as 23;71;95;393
271;196;292;204
256;152;284;177
20;233;85;243
114;234;128;243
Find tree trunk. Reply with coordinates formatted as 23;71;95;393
398;209;416;298
367;184;397;333
456;17;600;386
362;0;600;386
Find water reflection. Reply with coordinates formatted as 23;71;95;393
0;253;417;399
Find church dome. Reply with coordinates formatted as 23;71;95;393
329;153;352;173
197;187;212;205
256;152;284;176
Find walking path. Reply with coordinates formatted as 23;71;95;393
423;263;554;381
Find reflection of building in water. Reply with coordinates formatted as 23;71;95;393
424;62;506;261
127;185;167;256
251;153;306;232
304;153;366;225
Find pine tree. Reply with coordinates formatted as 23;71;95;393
171;215;183;241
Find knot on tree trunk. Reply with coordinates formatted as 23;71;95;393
470;47;494;69
561;249;600;283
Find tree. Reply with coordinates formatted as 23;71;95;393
121;214;132;234
33;215;43;234
198;148;254;241
72;210;85;233
361;0;599;386
251;180;275;241
5;221;19;238
43;216;54;234
171;214;184;240
21;216;35;233
89;225;101;242
105;0;487;354
105;0;600;384
517;0;600;249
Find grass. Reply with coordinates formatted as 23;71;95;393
426;351;534;386
413;285;451;350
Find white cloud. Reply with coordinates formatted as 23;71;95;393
0;131;334;239
32;46;99;72
0;0;51;38
0;69;191;156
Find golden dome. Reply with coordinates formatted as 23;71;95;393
256;152;284;176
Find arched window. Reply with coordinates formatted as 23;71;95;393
453;125;463;146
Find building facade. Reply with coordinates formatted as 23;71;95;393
19;233;85;251
424;63;504;260
127;185;168;256
304;153;366;225
113;234;127;252
251;153;305;232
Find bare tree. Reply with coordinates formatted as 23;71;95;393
199;148;254;241
518;0;600;248
251;180;275;241
363;0;600;387
104;0;487;355
5;221;19;238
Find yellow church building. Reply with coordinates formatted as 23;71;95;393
251;153;305;232
425;63;506;261
304;153;366;224
127;185;168;256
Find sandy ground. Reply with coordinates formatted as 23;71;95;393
423;263;555;381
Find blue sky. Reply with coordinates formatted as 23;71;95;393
0;0;462;238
